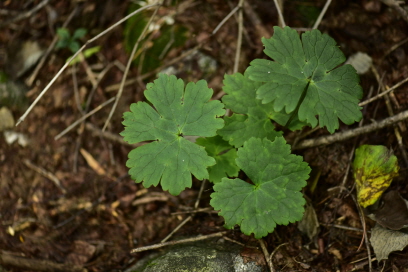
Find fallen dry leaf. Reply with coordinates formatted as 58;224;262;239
370;224;408;261
66;240;96;266
298;201;320;240
80;148;106;175
374;190;408;230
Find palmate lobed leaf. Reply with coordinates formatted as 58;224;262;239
246;26;363;133
196;135;239;183
210;137;311;238
218;73;293;147
121;74;225;195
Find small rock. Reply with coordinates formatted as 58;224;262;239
345;52;373;75
127;239;267;272
0;107;14;131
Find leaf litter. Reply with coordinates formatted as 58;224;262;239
1;0;408;271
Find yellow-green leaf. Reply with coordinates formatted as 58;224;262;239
352;145;399;208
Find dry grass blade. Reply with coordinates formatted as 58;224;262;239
0;0;50;27
312;0;333;29
273;0;286;27
359;76;408;106
102;0;163;132
54;97;115;140
233;0;245;74
26;5;79;86
16;2;160;126
23;159;66;194
212;6;239;35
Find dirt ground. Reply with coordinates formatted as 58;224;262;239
1;0;408;271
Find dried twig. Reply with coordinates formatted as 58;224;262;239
161;216;193;243
351;194;372;272
26;5;79;86
84;122;143;147
312;0;333;29
243;1;271;38
371;65;408;167
105;45;201;92
259;239;274;272
381;37;408;62
0;250;86;272
130;232;227;253
0;0;50;27
293;109;408;150
380;0;408;23
359;76;408;106
320;223;365;233
233;0;245;73
23;160;66;194
102;0;163;132
212;6;240;35
16;3;160;126
54;97;115;140
171;207;217;215
338;86;373;192
269;243;288;270
160;179;208;243
273;0;286;27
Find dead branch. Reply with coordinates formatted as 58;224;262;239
0;251;86;272
293;109;408;150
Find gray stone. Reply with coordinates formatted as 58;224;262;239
126;239;266;272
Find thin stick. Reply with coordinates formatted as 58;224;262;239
293;109;408;150
273;0;286;27
71;64;83;173
222;236;258;248
351;194;372;272
54;97;115;140
0;250;85;272
259;239;274;272
161;216;192;243
338;86;373;193
0;0;50;27
371;65;408;167
212;6;239;35
161;179;207;243
102;1;163;132
26;6;79;86
71;65;84;114
233;0;245;73
380;0;408;23
312;0;332;29
84;122;143;147
130;232;227;253
194;179;206;209
269;243;288;269
243;1;271;38
171;207;217;215
23;160;66;194
16;3;160;126
105;44;201;92
381;37;408;61
359;76;408;106
320;223;365;232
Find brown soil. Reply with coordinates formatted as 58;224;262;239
1;1;408;271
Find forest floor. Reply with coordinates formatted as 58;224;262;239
1;0;408;271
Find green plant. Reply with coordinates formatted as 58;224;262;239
55;27;101;65
121;26;363;238
56;28;87;53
